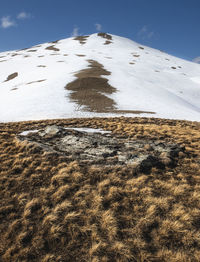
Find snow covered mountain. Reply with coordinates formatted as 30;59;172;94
0;32;200;122
193;57;200;64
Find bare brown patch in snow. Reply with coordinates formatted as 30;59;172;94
129;62;135;65
24;55;30;58
97;33;113;45
51;40;60;44
139;46;144;50
98;32;112;40
0;60;7;63
5;72;18;82
27;79;46;85
66;60;155;115
11;88;18;91
38;55;44;58
73;60;110;78
11;53;19;57
65;60;115;113
64;54;68;56
45;45;60;51
171;67;177;69
116;109;155;114
20;47;29;51
57;61;65;63
133;54;140;57
104;40;113;45
37;65;46;68
76;54;86;57
27;50;37;52
74;35;89;45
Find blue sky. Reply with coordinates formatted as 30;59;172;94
0;0;199;61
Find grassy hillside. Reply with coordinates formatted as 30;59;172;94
0;117;200;261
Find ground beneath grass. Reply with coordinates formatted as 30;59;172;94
0;117;200;262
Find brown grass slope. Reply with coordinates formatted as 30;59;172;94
0;117;200;262
65;61;154;115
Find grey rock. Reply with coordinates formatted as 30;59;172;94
39;125;61;137
18;125;185;173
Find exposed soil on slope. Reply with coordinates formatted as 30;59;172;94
0;117;200;261
74;36;89;45
5;72;18;82
66;60;116;112
27;79;46;85
97;33;113;45
104;40;113;45
66;60;154;115
97;33;113;40
45;45;60;52
51;40;60;44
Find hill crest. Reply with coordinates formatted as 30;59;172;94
0;32;200;122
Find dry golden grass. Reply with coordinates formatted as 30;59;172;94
0;117;200;261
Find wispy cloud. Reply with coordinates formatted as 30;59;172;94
17;12;31;20
1;16;16;29
193;57;200;64
138;25;154;39
71;26;79;37
95;23;102;31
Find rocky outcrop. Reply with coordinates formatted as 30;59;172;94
18;125;185;173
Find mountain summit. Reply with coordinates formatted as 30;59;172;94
0;33;200;122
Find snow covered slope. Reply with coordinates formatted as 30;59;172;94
0;33;200;122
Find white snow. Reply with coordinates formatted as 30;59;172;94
19;129;39;136
19;127;110;136
0;33;200;122
64;127;111;134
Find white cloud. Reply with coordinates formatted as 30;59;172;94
138;25;154;39
138;25;147;35
1;16;16;29
71;26;79;37
147;31;154;38
193;57;200;64
17;12;31;20
95;23;102;31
